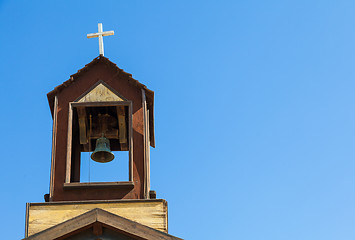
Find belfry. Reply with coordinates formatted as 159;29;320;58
23;24;181;240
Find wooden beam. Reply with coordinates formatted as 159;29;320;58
25;203;30;238
71;101;131;108
92;222;103;236
25;200;172;238
128;103;133;182
25;208;181;240
76;107;88;145
97;209;181;240
65;103;73;183
117;106;128;151
25;208;98;240
147;109;151;198
89;129;118;139
63;181;134;189
49;95;58;200
142;89;150;199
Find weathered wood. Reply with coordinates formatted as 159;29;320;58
142;89;151;199
49;95;58;199
77;83;123;103
65;103;73;183
87;30;115;38
47;57;150;201
26;200;168;237
149;190;156;199
26;208;98;240
72;101;130;107
89;128;119;139
74;80;128;103
97;209;181;240
142;89;148;199
87;23;114;56
117;106;128;150
76;107;88;144
147;108;151;198
92;222;103;236
63;181;134;189
24;208;181;240
25;203;30;238
128;103;133;182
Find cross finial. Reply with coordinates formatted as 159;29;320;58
87;23;114;56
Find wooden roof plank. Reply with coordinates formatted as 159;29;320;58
23;208;182;240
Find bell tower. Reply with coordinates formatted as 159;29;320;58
47;56;155;201
23;24;181;240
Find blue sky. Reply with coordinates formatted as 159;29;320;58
1;1;355;239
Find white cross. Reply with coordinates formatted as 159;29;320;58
87;23;114;56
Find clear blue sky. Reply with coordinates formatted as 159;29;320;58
1;1;355;239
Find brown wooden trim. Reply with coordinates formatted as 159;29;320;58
65;103;73;183
166;200;169;233
63;181;134;189
47;56;154;113
117;106;128;150
49;95;58;199
92;222;103;236
142;89;149;199
73;101;134;183
28;198;167;206
77;107;88;144
147;108;151;197
71;101;131;108
97;209;181;240
24;208;98;240
128;103;133;182
142;89;146;198
25;202;30;238
66;101;133;184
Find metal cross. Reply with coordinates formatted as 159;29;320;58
87;23;114;56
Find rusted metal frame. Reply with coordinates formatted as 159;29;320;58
49;95;58;199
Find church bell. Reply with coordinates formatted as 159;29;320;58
91;136;115;163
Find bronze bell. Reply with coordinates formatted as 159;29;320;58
91;136;115;163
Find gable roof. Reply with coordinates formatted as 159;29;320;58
23;208;182;240
47;55;154;116
46;55;155;147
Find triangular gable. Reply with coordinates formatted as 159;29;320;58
23;208;182;240
47;55;153;114
75;80;128;102
46;55;155;148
